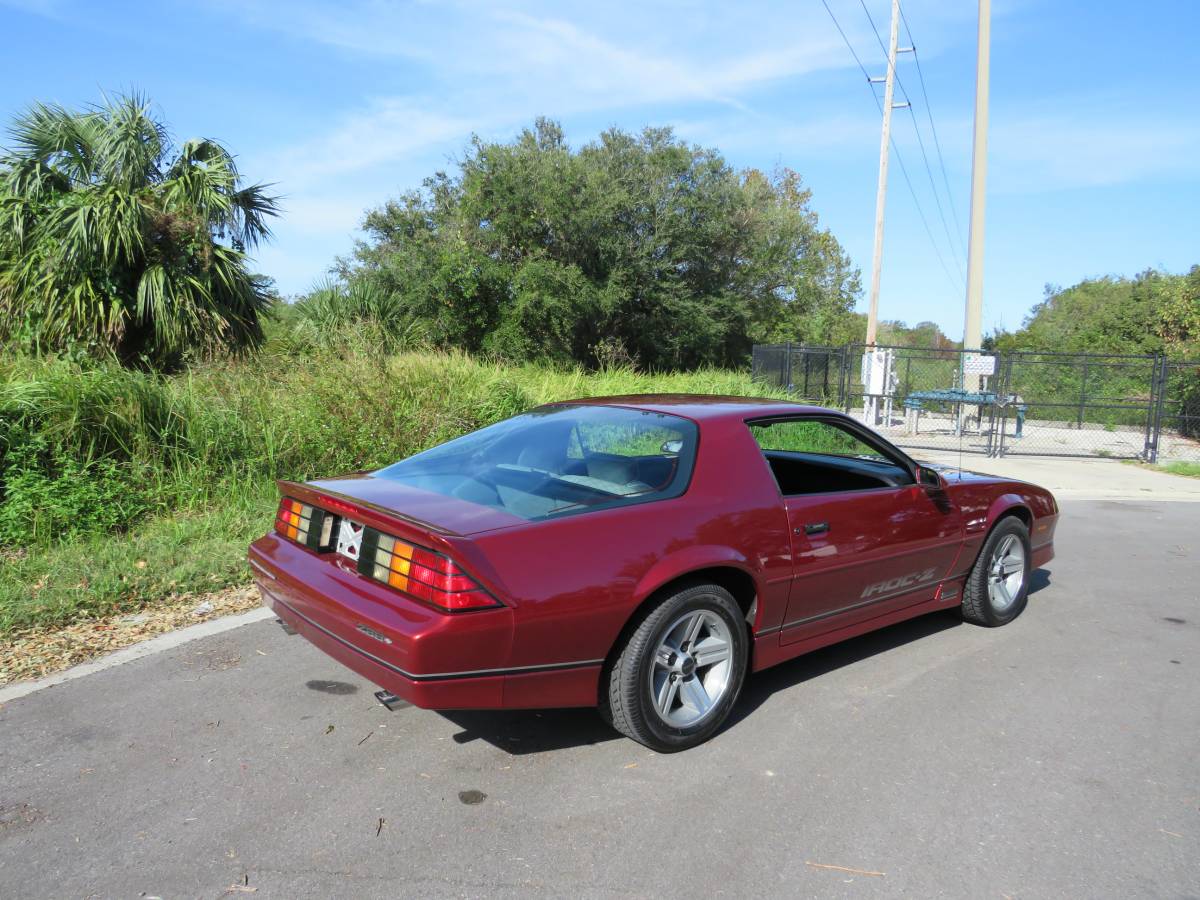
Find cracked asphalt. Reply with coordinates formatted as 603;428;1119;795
1;497;1197;898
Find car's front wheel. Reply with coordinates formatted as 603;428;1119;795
602;582;748;752
961;516;1032;626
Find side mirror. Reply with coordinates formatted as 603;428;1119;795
916;465;944;490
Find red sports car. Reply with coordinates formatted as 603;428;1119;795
249;396;1057;751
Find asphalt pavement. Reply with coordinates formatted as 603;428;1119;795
1;497;1197;898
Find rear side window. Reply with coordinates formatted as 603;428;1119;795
748;418;912;495
749;420;887;460
375;405;697;520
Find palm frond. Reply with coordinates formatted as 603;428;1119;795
93;93;166;190
1;91;275;368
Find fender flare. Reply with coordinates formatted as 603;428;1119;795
985;493;1033;531
631;544;761;607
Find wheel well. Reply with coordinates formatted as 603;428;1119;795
995;504;1032;531
599;566;758;684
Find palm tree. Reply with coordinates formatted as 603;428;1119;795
0;93;279;368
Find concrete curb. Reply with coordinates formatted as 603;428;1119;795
0;607;275;704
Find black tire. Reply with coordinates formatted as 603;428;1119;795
961;516;1032;627
601;582;748;752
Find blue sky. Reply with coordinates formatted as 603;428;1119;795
2;0;1197;340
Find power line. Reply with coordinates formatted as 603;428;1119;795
890;135;963;295
858;0;911;104
905;106;965;287
822;0;963;296
820;0;872;82
858;0;965;287
899;0;968;258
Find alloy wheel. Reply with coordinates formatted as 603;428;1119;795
648;609;734;727
987;534;1026;612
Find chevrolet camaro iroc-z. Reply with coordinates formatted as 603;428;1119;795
249;396;1057;751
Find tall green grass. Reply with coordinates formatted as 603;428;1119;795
0;345;786;631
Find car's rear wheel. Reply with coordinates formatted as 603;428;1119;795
961;516;1032;626
601;582;748;752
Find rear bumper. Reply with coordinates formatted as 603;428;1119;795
250;536;601;710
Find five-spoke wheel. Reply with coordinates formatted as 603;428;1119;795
602;582;747;752
962;516;1032;626
649;610;734;727
987;533;1026;613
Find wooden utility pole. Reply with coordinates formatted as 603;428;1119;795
963;0;991;352
865;0;902;348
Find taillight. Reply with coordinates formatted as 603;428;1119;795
274;497;334;550
363;531;500;612
273;495;499;612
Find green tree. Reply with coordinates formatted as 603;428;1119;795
0;93;279;369
993;268;1200;358
340;119;859;369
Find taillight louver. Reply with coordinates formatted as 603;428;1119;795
272;495;499;612
274;498;334;551
359;530;499;612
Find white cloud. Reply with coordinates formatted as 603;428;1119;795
990;113;1200;192
208;0;1013;294
265;97;471;188
215;0;863;110
674;112;882;158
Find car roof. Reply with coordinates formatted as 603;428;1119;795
552;394;835;423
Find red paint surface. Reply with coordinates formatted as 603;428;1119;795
248;397;1057;710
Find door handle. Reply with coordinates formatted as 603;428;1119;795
798;521;829;536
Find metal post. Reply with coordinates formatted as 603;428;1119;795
1143;355;1159;462
841;348;853;413
995;352;1012;457
1147;355;1169;464
865;0;902;348
784;342;793;393
1077;360;1088;430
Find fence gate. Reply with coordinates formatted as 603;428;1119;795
1148;358;1200;463
995;352;1159;459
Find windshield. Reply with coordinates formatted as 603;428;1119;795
375;404;698;520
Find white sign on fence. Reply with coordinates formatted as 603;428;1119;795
963;353;997;376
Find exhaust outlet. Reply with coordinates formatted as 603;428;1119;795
374;690;411;711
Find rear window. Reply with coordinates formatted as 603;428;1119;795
374;405;698;520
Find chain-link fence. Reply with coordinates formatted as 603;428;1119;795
995;352;1159;459
751;343;1200;462
1151;359;1200;462
750;343;847;403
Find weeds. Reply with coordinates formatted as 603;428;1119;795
0;345;788;632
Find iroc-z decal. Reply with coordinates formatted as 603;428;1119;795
861;567;938;599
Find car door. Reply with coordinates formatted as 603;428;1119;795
746;417;963;645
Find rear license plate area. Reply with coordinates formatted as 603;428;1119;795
336;518;365;563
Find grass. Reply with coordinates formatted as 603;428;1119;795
0;488;275;633
1122;459;1200;478
0;345;788;634
1152;460;1200;478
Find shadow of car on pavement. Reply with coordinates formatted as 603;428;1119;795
438;568;1053;755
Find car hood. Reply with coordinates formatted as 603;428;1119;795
918;460;1019;485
